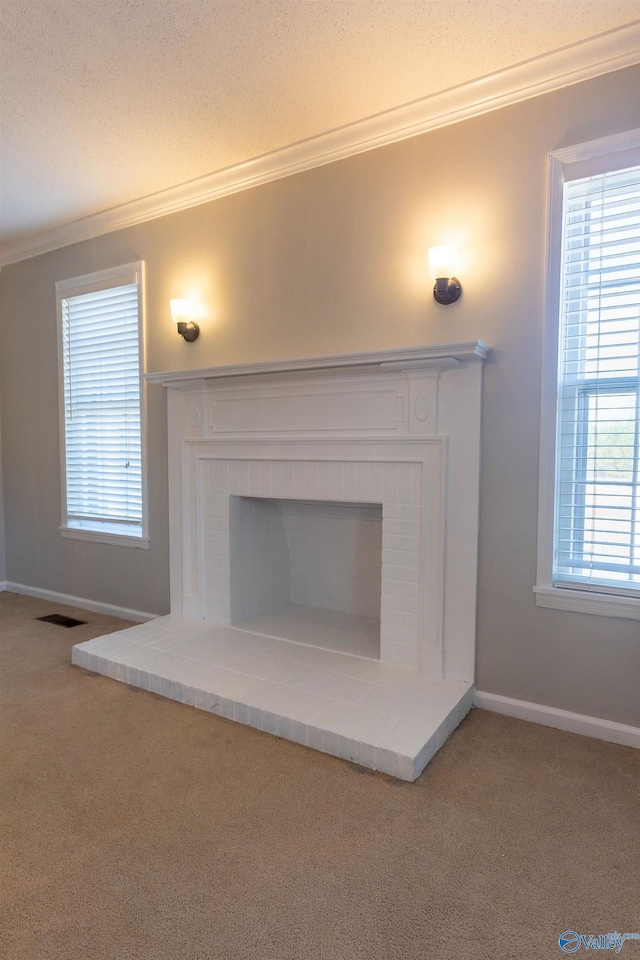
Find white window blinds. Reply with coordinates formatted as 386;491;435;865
555;163;640;594
59;268;145;541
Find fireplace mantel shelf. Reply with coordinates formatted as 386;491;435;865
145;340;490;387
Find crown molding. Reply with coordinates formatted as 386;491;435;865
2;20;639;268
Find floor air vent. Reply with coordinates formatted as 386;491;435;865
37;614;87;628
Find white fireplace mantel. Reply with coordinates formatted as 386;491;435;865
144;340;489;387
74;341;490;781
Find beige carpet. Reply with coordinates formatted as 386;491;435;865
1;591;638;960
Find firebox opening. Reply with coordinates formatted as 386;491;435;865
229;496;382;659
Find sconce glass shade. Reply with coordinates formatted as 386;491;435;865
170;299;194;325
428;245;458;280
170;299;200;342
428;245;461;305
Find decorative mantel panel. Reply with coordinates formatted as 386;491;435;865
74;342;489;780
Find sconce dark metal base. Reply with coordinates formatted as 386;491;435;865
177;321;200;342
433;277;462;305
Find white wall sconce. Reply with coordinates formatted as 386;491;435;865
428;246;462;305
170;299;200;342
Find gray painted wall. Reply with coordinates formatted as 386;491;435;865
1;64;639;722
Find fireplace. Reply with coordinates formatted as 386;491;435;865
229;496;383;658
73;341;489;780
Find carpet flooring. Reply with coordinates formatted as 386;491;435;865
1;590;638;960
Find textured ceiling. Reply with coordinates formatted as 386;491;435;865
1;0;639;247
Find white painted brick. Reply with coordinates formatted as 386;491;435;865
212;696;234;720
202;551;229;571
369;463;384;501
73;622;473;782
261;711;278;735
275;714;293;739
383;463;400;502
203;564;231;590
293;461;306;498
289;719;307;745
382;563;420;584
321;729;341;758
87;654;102;677
356;463;372;502
204;598;231;618
194;688;212;710
383;533;420;553
382;579;420;599
205;516;229;532
381;608;419;630
206;461;219;490
203;496;230;519
270;461;284;498
382;548;420;567
305;462;320;500
228;460;240;492
354;739;376;769
233;701;249;725
383;518;420;538
399;463;421;505
380;623;419;644
338;736;358;762
258;461;270;495
306;725;324;753
343;462;358;500
290;693;335;725
282;461;296;497
374;746;398;777
246;460;258;495
396;754;416;781
217;460;230;494
379;719;432;758
383;503;422;521
247;705;264;730
83;652;97;671
330;462;345;500
359;710;400;747
381;640;416;666
317;462;332;498
237;460;251;495
380;593;420;616
201;538;228;559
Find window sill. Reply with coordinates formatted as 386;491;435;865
60;526;149;549
534;584;640;621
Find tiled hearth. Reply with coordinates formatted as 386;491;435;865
72;617;473;781
73;342;489;781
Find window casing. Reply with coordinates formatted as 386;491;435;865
536;129;640;620
56;262;148;548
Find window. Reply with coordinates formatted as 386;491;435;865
56;262;148;548
536;130;640;619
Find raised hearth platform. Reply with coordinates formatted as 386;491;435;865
72;617;473;781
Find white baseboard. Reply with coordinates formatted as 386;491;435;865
3;581;159;623
0;581;7;592
474;690;640;751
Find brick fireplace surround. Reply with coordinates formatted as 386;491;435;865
73;341;489;780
